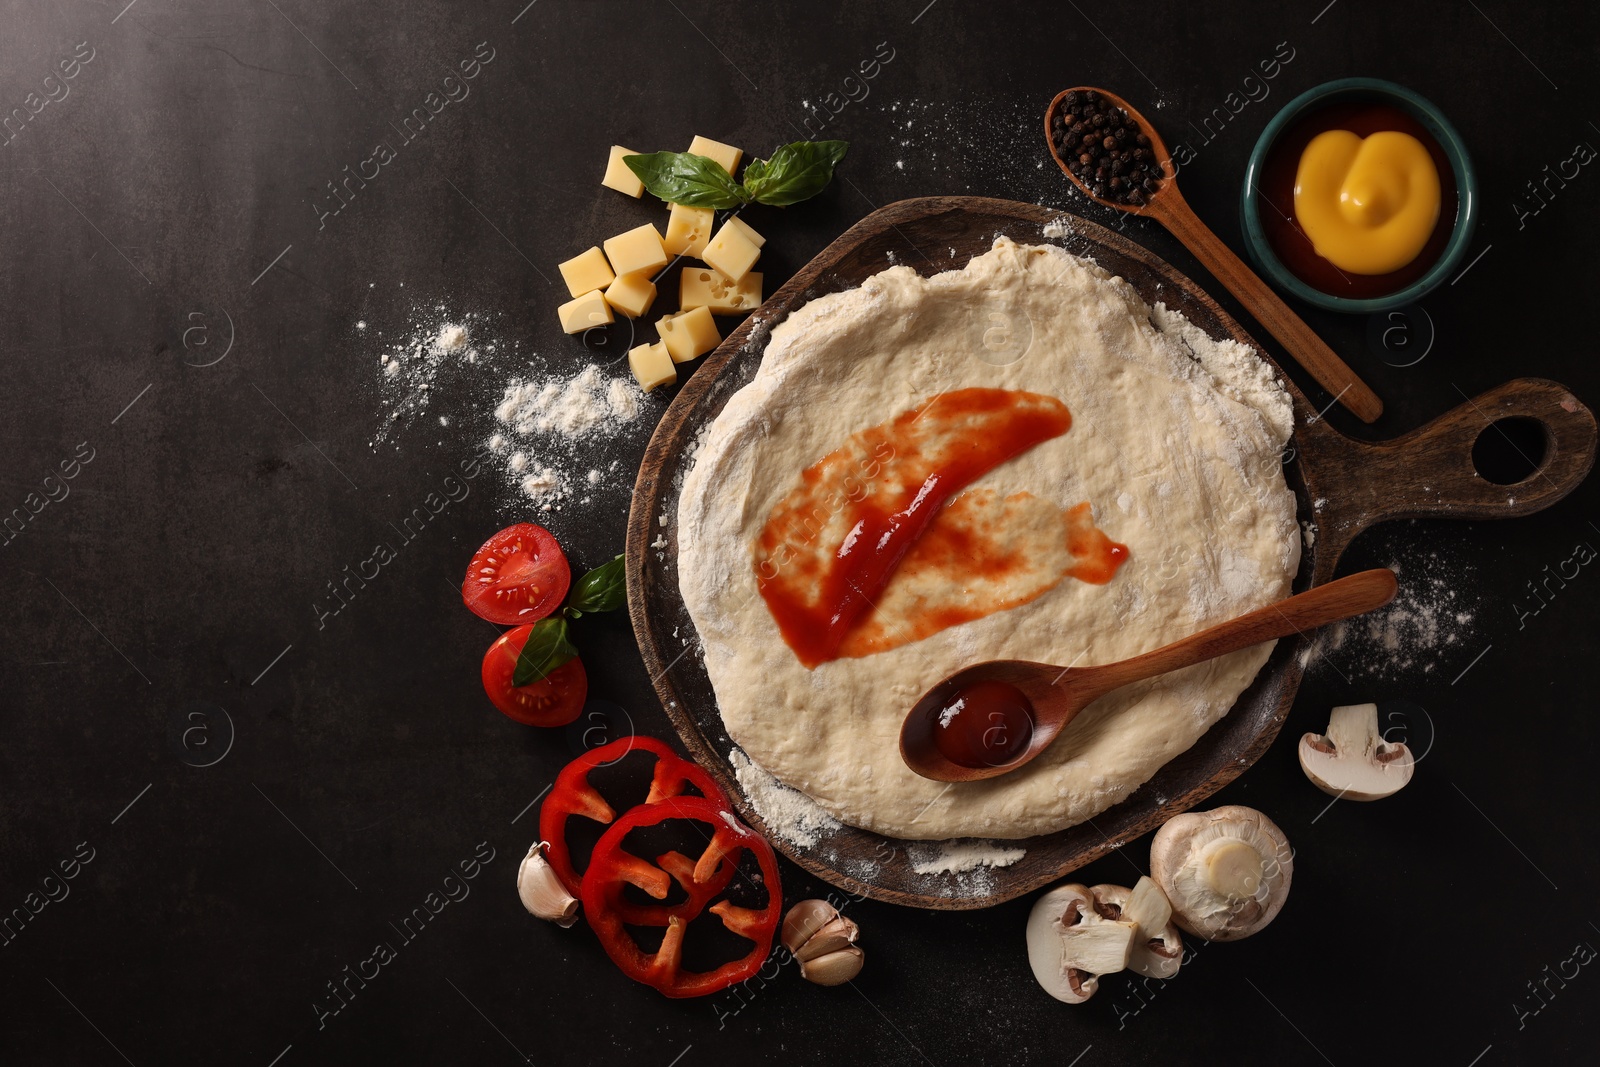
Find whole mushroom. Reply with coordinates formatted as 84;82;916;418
1149;805;1292;942
1298;703;1415;801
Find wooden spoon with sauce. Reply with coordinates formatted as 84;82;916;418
1044;86;1384;425
899;568;1397;783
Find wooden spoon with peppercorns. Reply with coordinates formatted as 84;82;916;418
1045;86;1383;425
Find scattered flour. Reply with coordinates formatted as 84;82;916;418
907;839;1027;875
730;748;841;848
369;309;658;523
373;313;484;442
494;364;640;438
436;323;468;353
1041;216;1076;239
1297;549;1479;678
868;96;1083;212
486;363;644;509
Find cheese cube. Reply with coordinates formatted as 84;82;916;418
680;268;762;314
557;290;614;334
663;203;714;258
601;145;644;197
628;340;676;392
558;246;616;298
657;305;721;363
702;219;761;282
604;272;657;319
603;223;668;278
726;215;766;248
688;135;743;177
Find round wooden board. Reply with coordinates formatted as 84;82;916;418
626;196;1595;909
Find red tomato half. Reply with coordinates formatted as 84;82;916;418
481;625;587;727
463;523;571;625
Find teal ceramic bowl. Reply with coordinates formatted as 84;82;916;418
1240;77;1477;314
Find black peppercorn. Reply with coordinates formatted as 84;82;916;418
1052;94;1165;205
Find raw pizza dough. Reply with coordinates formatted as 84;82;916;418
678;238;1299;840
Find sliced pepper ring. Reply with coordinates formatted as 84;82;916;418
581;796;782;999
539;736;726;894
607;847;738;927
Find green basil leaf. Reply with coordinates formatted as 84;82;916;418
624;151;748;209
512;616;578;687
742;140;849;206
566;554;627;615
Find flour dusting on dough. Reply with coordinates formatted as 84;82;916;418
730;748;842;848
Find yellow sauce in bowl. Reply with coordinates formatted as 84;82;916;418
1294;129;1441;275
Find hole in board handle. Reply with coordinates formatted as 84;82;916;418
1471;417;1548;485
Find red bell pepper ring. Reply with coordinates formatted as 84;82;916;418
607;847;738;927
539;736;726;895
581;796;782;999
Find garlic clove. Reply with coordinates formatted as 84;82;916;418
793;914;860;962
798;945;864;986
781;898;840;954
783;899;866;984
517;843;580;927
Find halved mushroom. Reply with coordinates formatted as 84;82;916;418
1299;703;1415;801
1149;805;1293;942
1091;877;1184;980
1025;882;1134;1003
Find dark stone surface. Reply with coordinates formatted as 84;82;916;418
2;1;1595;1063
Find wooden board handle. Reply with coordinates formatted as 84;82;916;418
1154;189;1384;424
1307;378;1596;545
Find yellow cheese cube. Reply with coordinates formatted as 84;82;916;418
557;290;613;334
628;340;676;392
726;215;766;248
657;305;721;363
702;219;761;282
688;135;743;177
604;272;657;319
680;268;762;314
603;223;668;278
558;246;616;298
663;203;714;257
601;145;644;197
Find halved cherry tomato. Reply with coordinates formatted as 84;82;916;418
481;625;586;726
463;523;571;625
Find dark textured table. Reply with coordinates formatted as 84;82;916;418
4;2;1597;1064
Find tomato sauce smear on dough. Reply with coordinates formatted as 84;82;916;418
754;387;1129;668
